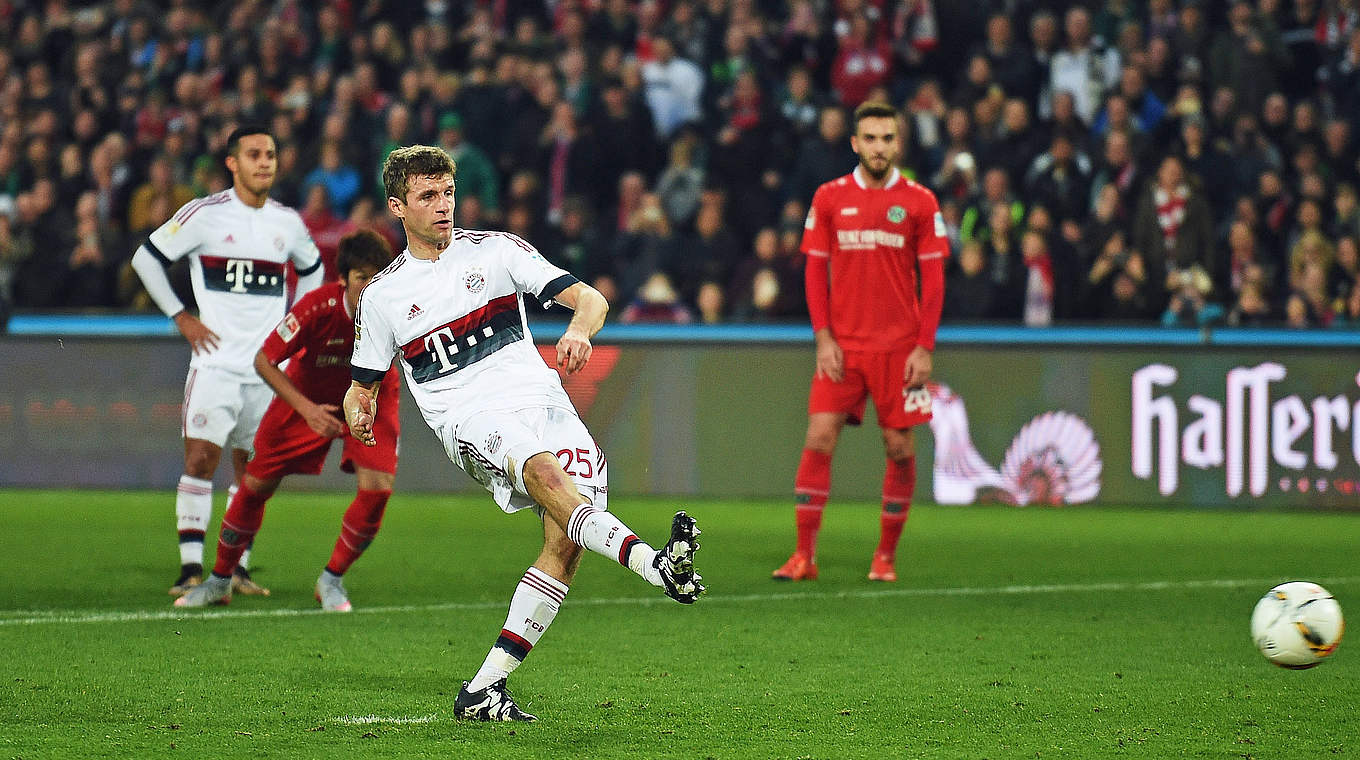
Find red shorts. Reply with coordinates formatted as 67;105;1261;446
246;396;399;480
808;348;932;428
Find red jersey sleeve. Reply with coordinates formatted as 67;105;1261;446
800;184;834;259
801;184;834;332
911;188;949;263
260;297;315;366
911;187;948;351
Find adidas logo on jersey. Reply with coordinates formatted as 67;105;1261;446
407;304;423;320
223;234;236;243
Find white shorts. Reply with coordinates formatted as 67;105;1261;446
181;366;272;453
441;406;609;514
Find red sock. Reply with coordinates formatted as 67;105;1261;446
326;489;390;575
794;449;832;558
877;457;915;560
214;484;268;578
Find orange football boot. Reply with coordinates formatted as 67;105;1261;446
771;552;819;581
867;553;897;582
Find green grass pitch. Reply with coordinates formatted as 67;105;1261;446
1;489;1357;759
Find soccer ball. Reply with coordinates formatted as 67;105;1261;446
1250;581;1345;669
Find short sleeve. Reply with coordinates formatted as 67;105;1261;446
912;189;950;263
351;288;396;382
500;233;578;308
800;185;833;259
144;200;206;264
260;298;313;365
290;220;323;277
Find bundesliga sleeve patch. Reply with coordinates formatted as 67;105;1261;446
276;313;300;341
933;212;946;238
804;208;816;230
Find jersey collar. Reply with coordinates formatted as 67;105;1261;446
853;165;902;190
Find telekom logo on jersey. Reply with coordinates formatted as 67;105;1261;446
835;229;906;250
223;259;281;292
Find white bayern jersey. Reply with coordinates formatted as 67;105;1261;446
145;188;323;375
351;229;579;431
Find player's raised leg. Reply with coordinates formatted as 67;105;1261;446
522;452;703;603
456;518;579;722
175;475;279;607
871;428;916;582
317;467;394;612
774;412;844;581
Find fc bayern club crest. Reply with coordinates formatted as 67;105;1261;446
464;269;486;294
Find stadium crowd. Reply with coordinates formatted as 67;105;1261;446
1;0;1359;328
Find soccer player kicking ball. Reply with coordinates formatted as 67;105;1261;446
176;230;401;611
772;102;948;583
131;125;325;596
343;146;703;722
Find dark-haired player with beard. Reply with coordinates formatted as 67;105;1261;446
174;229;401;611
131;124;325;596
772;102;949;584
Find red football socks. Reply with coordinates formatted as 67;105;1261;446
213;484;268;578
876;456;915;560
794;449;832;558
325;489;390;576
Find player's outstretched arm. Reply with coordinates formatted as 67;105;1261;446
343;380;382;447
552;281;608;375
254;350;343;438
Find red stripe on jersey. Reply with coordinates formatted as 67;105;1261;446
176;194;231;224
199;255;286;273
400;293;519;359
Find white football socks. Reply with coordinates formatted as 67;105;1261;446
176;475;212;566
468;567;569;692
565;504;662;586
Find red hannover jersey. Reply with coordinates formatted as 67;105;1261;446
801;166;949;353
249;281;401;479
261;281;400;409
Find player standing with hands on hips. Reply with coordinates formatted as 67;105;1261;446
174;230;401;612
131;125;325;596
343;146;703;722
772;102;948;584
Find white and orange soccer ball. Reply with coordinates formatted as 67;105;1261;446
1250;581;1345;669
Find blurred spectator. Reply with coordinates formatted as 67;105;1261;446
943;239;995;320
127;155;193;239
538;100;597;227
642;36;704;139
655;133;705;229
1080;226;1140;319
677;202;740;306
620;271;693;323
728;225;803;322
304;141;362;216
1135;155;1215;312
1209;0;1287;117
437;112;500;220
786;105;853;206
611;191;678;302
1050;6;1121;126
830;13;891;108
1024;133;1093;224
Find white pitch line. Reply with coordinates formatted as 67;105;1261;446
333;714;440;725
1;576;1356;628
